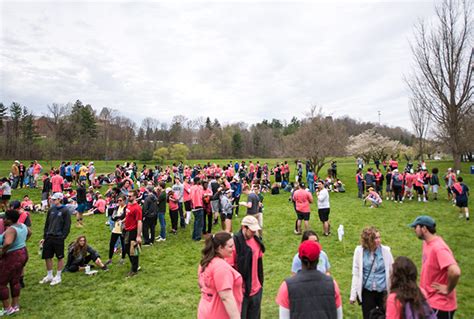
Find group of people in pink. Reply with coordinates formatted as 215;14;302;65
0;157;468;318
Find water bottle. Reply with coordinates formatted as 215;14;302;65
85;265;91;274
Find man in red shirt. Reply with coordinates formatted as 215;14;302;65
50;170;64;194
410;215;461;319
124;190;143;277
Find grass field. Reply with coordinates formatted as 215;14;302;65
1;159;473;318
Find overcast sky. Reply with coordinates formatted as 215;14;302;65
0;0;438;130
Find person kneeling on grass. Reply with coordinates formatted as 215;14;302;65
65;235;108;272
83;194;106;216
365;187;382;208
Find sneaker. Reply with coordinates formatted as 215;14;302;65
105;259;112;266
119;259;125;265
39;276;53;284
126;271;137;278
2;307;18;316
157;237;166;242
143;243;152;246
101;265;109;271
293;230;301;235
50;276;62;286
155;236;162;240
137;266;142;271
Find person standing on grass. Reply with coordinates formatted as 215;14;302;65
172;178;186;229
276;240;342;319
156;182;167;242
106;195;126;265
356;169;365;199
430;168;440;201
183;176;193;225
220;189;234;233
0;179;12;212
191;177;204;242
292;182;313;235
10;161;20;190
349;226;393;319
451;176;469;221
230;176;242;217
291;230;331;276
198;231;243;319
142;185;158;245
316;180;331;236
39;192;71;286
229;216;264;319
409;215;461;319
390;169;404;203
239;185;262;234
167;187;179;235
0;209;31;316
123;190;142;277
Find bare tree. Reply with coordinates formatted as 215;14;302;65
287;114;347;175
409;98;430;160
406;0;473;170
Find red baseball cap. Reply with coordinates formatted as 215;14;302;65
298;240;321;262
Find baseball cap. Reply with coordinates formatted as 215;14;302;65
9;200;21;209
51;192;64;200
298;240;322;262
408;215;436;228
241;215;261;231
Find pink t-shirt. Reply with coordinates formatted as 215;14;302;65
168;193;179;211
386;290;428;319
51;174;64;193
190;184;204;209
420;237;457;311
275;277;342;309
198;257;243;319
183;182;192;202
95;199;106;213
230;237;263;296
292;189;313;213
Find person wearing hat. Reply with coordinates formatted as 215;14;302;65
228;215;265;319
39;192;71;286
409;215;461;318
276;240;342;319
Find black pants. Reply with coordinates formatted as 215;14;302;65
361;289;386;319
109;232;125;259
202;211;212;234
67;255;97;272
232;196;241;216
124;229;139;272
169;209;179;231
434;309;456;319
393;185;402;201
178;202;185;227
143;215;157;244
242;288;262;319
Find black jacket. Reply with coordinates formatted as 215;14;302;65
233;230;265;296
143;193;158;218
44;204;71;239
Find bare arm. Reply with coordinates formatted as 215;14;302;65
432;264;461;295
136;220;143;245
1;228;16;257
218;289;240;319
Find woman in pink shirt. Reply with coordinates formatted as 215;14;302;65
386;256;435;319
167;188;179;234
84;195;106;216
198;231;243;319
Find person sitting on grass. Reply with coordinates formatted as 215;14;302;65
84;194;106;216
365;187;383;208
20;195;35;212
65;235;108;272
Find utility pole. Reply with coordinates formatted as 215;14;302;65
377;110;381;126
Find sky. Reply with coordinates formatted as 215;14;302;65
0;0;439;130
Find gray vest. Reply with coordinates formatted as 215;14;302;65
285;269;337;319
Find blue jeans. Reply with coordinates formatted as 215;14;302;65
158;212;166;239
308;182;315;193
192;209;203;241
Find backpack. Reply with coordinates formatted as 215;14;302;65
404;301;437;319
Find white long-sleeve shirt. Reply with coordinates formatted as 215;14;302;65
317;188;330;209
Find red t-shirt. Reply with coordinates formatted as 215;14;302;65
124;202;142;231
420;237;457;311
183;182;192;202
292;189;313;213
197;257;243;319
275;277;342;309
168;193;179;211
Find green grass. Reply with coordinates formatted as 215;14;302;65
1;159;473;318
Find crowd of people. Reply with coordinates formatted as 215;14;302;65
355;158;470;221
0;158;469;318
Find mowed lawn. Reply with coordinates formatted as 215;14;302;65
1;159;473;318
